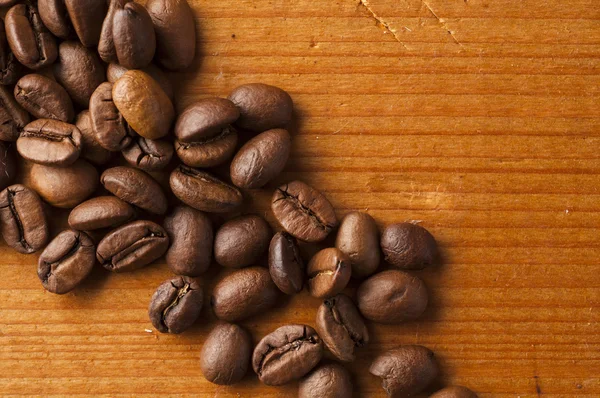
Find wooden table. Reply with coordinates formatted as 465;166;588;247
2;0;599;396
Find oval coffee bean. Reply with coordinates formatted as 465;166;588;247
0;143;16;191
30;160;99;208
17;119;82;166
228;83;293;132
357;270;428;324
0;184;48;254
214;215;272;268
0;19;22;86
14;74;74;122
315;294;368;362
89;82;134;152
98;0;127;63
169;165;243;213
74;111;112;165
107;62;174;102
38;0;73;39
298;363;353;398
381;222;439;270
252;324;323;386
431;386;478;398
122;137;173;171
200;322;252;385
164;206;213;276
68;196;135;231
148;276;202;333
37;230;95;294
65;0;107;46
175;132;237;169
211;266;279;322
272;180;337;243
336;211;380;279
268;232;304;295
101;166;167;215
112;2;155;69
97;220;169;272
369;345;439;397
230;128;291;189
307;248;351;299
0;81;30;142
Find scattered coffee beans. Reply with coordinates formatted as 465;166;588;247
214;214;272;268
336;211;380;279
148;276;203;334
68;196;135;231
229;83;293;132
200;322;252;385
121;137;173;171
268;231;304;294
381;222;439;270
431;386;478;398
0;84;30;142
307;247;351;299
298;363;353;398
101;166;168;215
17;119;82;166
30;160;99;208
14;74;74;122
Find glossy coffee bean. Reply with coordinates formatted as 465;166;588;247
101;166;168;215
214;215;272;268
17;119;82;166
200;322;252;385
307;248;351;299
252;324;323;386
0;184;48;254
74;111;112;165
0;19;22;85
298;363;353;398
148;276;202;334
89;82;134;152
357;270;428;324
122;137;173;171
37;229;95;294
98;0;127;63
370;346;439;397
107;63;174;102
381;222;439;270
68;196;135;231
228;83;293;132
431;386;478;398
30;160;98;208
39;0;107;47
15;74;74;122
268;232;304;295
336;211;381;279
0;79;30;142
0;143;16;191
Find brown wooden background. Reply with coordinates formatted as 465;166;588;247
1;0;600;396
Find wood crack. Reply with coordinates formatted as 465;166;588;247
357;0;410;51
421;0;466;49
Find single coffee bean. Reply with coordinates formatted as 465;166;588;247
122;137;173;171
148;276;202;333
0;142;17;190
298;363;353;398
268;231;304;294
169;165;243;213
68;196;135;231
74;111;112;165
39;0;107;46
89;82;134;152
30;159;98;208
101;166;168;215
0;84;29;142
211;266;279;322
357;270;428;324
370;346;439;397
336;211;380;279
381;222;439;270
164;205;213;276
146;0;196;70
200;322;252;385
315;294;368;362
37;229;95;294
98;0;127;63
228;83;293;132
97;219;169;272
14;74;74;122
272;180;337;243
0;19;22;85
307;248;351;299
38;0;72;39
431;386;478;398
0;184;48;254
106;62;174;102
17;119;82;166
214;215;272;268
252;324;323;386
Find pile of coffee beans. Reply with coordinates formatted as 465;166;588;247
0;0;478;396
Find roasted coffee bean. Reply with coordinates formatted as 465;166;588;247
381;222;439;270
89;82;134;152
5;3;57;70
268;232;304;295
370;346;439;397
0;19;22;85
211;266;279;322
30;159;98;208
68;196;135;230
14;74;74;122
37;0;72;39
148;276;202;333
122;137;173;171
97;219;169;272
336;211;380;279
0;84;29;141
228;83;293;132
357;270;428;324
169;165;243;213
106;63;174;102
74;111;111;165
0;184;48;254
214;215;272;268
98;0;126;63
307;248;351;299
252;324;323;386
315;294;368;362
37;229;95;294
200;322;252;385
101;166;168;215
164;205;213;276
431;386;478;398
298;363;353;398
230;128;291;189
0;142;16;190
17;119;82;166
146;0;196;70
39;0;107;46
272;181;337;243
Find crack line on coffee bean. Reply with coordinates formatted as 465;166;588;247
327;299;365;347
179;166;238;193
15;86;61;120
257;326;318;375
274;185;335;232
21;130;77;146
5;188;31;252
161;282;192;331
27;5;46;63
178;126;235;148
102;229;165;268
42;233;83;283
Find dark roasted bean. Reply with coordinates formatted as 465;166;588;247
101;166;168;215
89;82;134;152
39;0;107;46
298;363;353;398
148;276;202;333
268;231;304;294
381;222;439;270
200;322;252;385
307;248;351;299
228;83;293;132
122;137;173;171
68;196;135;231
14;74;74;122
0;142;16;190
214;215;272;268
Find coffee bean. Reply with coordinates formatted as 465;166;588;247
252;324;323;386
381;222;439;270
37;229;95;294
38;0;72;39
101;166;167;215
0;80;30;142
431;386;478;398
0;184;48;254
335;211;381;279
89;82;134;152
200;322;252;385
272;181;337;243
0;19;22;85
298;363;353;398
268;231;304;295
74;111;112;165
214;215;272;268
307;248;351;298
0;142;17;191
169;165;243;213
97;219;169;272
106;63;174;102
68;196;135;230
17;119;82;166
211;266;279;322
164;205;213;276
14;74;74;122
228;83;293;132
230;128;291;189
122;137;173;171
369;345;439;397
356;270;428;324
148;276;202;333
39;0;107;46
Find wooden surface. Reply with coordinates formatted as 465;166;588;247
2;0;600;396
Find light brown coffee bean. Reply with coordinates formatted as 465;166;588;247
106;62;174;102
336;211;381;279
307;248;351;299
17;119;82;166
68;196;135;231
